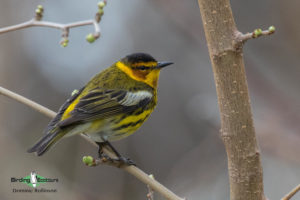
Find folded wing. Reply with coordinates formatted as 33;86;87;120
58;88;153;128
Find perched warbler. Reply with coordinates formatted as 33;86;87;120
28;53;173;165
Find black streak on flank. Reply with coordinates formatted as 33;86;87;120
112;114;150;132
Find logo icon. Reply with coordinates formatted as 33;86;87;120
30;171;37;188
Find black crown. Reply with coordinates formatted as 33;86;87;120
124;53;156;63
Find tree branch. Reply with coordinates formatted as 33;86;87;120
234;26;275;48
0;19;99;35
0;2;106;46
0;86;184;200
197;0;274;199
281;184;300;200
236;26;275;42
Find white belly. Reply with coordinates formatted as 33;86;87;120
63;121;115;142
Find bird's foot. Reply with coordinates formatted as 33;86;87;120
96;141;136;167
116;156;136;166
99;153;136;167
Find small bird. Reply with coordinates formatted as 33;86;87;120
27;53;173;165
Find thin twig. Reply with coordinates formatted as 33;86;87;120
281;184;300;200
0;86;184;200
0;3;105;46
235;26;275;43
0;19;97;34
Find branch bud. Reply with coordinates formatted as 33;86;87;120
253;28;262;38
149;174;155;179
98;9;104;16
268;26;275;33
86;33;96;43
98;1;106;9
35;5;44;21
60;38;69;47
83;156;94;166
35;9;41;14
37;5;44;12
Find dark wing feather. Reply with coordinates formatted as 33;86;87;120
58;88;152;128
44;87;85;134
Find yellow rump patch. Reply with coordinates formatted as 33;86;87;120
61;98;80;120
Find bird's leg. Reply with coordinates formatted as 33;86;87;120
96;142;105;158
96;141;135;166
104;141;121;157
103;141;136;166
96;142;113;162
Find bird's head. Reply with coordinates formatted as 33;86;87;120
116;53;173;88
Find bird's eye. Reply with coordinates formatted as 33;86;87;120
134;66;147;70
132;66;149;71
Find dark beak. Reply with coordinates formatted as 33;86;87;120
156;61;174;69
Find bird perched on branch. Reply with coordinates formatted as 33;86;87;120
27;53;173;165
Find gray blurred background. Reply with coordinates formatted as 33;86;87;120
0;0;299;199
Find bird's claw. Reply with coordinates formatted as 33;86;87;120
117;156;136;166
99;153;136;166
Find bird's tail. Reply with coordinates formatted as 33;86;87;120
27;127;66;156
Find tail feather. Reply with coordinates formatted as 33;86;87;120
27;128;66;156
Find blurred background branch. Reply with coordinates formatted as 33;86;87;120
0;1;107;47
282;184;300;200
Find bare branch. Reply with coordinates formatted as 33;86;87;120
0;2;106;46
0;19;97;34
281;184;300;200
0;86;56;118
235;26;276;44
0;86;184;200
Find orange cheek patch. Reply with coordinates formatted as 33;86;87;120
132;70;148;80
116;61;160;88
